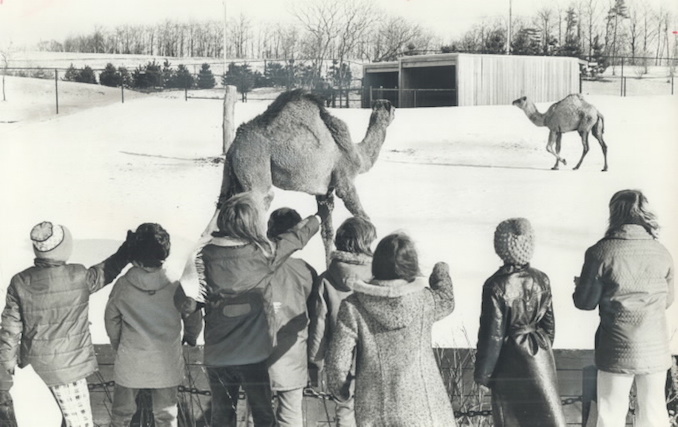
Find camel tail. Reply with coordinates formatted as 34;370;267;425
597;112;605;134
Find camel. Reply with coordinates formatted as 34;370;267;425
512;94;608;171
215;89;395;263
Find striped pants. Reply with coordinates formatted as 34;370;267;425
49;378;93;427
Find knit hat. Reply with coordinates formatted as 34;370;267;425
494;218;534;266
31;221;73;262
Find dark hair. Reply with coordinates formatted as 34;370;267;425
607;189;659;238
216;192;273;256
129;223;170;268
372;232;420;282
335;217;377;256
267;207;302;239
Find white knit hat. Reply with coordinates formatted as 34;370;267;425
31;221;73;261
494;218;534;266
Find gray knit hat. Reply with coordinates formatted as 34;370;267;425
494;218;534;266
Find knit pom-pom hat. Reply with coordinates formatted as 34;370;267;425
31;221;73;262
494;218;534;266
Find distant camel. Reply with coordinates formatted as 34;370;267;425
512;94;608;171
216;89;395;263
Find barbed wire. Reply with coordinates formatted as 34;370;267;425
87;379;585;419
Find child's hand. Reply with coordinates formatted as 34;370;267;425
315;200;332;222
429;262;451;289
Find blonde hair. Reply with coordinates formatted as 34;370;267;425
607;189;659;239
216;192;274;256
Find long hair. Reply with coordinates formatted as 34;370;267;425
335;217;377;256
372;232;421;282
607;189;659;238
215;192;274;256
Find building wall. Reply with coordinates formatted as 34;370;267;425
456;54;580;106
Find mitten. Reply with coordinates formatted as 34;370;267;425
429;262;451;290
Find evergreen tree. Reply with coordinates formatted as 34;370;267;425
172;64;194;89
162;59;174;88
484;28;506;54
264;61;287;87
222;62;255;101
144;60;163;88
558;7;582;57
64;64;79;82
196;63;216;89
511;28;541;55
100;63;122;87
118;67;132;87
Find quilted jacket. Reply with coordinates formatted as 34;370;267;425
0;244;129;387
573;224;674;374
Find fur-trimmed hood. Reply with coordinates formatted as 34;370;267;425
348;277;427;330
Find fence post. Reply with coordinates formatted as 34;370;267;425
55;69;59;114
222;85;238;154
672;76;674;96
121;84;124;104
369;86;373;107
185;86;188;101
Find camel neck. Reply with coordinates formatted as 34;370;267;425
523;103;546;127
357;122;388;172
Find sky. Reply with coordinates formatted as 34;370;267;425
1;0;676;49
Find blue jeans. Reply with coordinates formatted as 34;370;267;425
110;385;178;427
207;362;275;427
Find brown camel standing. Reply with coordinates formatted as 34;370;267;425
216;89;395;263
512;94;608;171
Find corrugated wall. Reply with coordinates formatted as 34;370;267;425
456;54;579;106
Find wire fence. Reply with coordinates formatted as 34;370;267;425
1;54;676;118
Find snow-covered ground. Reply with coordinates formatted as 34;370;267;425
1;76;677;425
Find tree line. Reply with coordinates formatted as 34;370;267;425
32;0;678;76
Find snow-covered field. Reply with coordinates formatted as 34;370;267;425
1;76;677;425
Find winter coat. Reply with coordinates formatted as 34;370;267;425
307;251;372;371
267;257;317;391
326;274;457;427
0;245;129;387
573;224;674;374
199;216;319;367
474;264;566;427
104;266;203;389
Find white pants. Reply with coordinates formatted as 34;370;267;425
597;370;669;427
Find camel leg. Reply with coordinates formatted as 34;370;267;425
546;131;563;170
573;131;590;170
555;133;567;166
335;181;369;219
592;121;608;172
316;192;335;266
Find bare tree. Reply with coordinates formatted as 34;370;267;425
368;14;427;61
536;7;556;54
1;42;11;102
293;0;343;81
230;13;252;58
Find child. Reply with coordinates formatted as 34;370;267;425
197;192;326;427
307;217;376;427
266;208;318;427
0;221;130;427
574;190;674;427
326;232;456;427
104;223;203;427
474;218;566;427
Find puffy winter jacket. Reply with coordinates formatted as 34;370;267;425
327;264;456;427
475;264;566;427
0;245;128;386
573;224;674;374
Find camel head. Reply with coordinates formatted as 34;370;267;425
370;99;395;126
512;96;528;109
